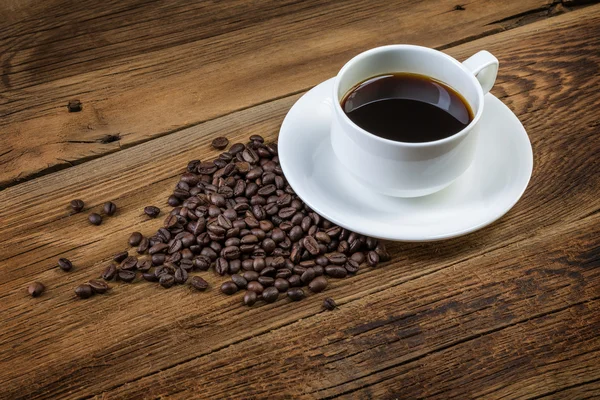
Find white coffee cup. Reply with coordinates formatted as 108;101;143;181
330;45;499;197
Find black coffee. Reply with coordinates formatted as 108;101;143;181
341;73;473;143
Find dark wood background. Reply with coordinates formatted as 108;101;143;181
1;1;599;399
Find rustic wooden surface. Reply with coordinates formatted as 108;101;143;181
1;1;599;399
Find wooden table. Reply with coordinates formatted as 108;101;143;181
1;1;599;398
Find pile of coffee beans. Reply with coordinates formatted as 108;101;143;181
94;134;390;306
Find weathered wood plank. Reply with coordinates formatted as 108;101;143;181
33;218;600;399
1;5;599;400
0;0;560;187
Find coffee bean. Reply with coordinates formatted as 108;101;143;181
174;268;188;284
103;201;117;216
75;284;94;299
210;136;229;150
274;278;289;292
128;232;143;246
243;291;258;306
315;255;329;266
137;237;150;254
151;253;165;266
326;226;342;238
289;226;303;242
262;238;276;254
89;279;110;294
308;276;328;293
137;259;152;272
57;258;73;272
191;276;209;291
287;288;304;301
350;252;366;264
262;286;279;303
148;243;169;255
301;268;316;284
323;297;337;311
159;274;175;288
313;265;324;276
288;274;302;287
247;281;264;294
315;232;331;244
325;265;347;278
337;241;349;254
102;264;117;281
257;276;274;287
215;258;229;275
220;281;238;295
326;252;347;265
243;271;260;282
88;213;102;225
144;206;161;218
143;272;159;282
120;256;138;271
70;199;85;213
118;270;136;283
28;282;45;297
276;269;292;279
228;259;242;274
303;236;320;255
374;243;391;262
345;259;360;274
367;251;380;267
293;265;307;276
231;274;248;289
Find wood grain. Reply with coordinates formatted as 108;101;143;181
0;6;600;398
0;0;565;187
1;5;599;399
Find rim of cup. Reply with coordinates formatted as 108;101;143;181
333;44;486;148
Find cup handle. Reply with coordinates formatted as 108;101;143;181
462;50;499;94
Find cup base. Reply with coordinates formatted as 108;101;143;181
346;168;456;198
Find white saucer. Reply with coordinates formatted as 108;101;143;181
278;78;533;241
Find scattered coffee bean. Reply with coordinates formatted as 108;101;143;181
191;276;209;291
102;264;117;281
75;284;94;299
70;199;84;213
128;232;143;246
28;282;45;297
88;213;102;225
103;201;117;216
323;297;337;311
88;279;109;294
117;270;136;283
220;281;238;295
144;206;161;218
212;137;229;150
67;99;82;112
57;258;73;272
121;256;138;271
